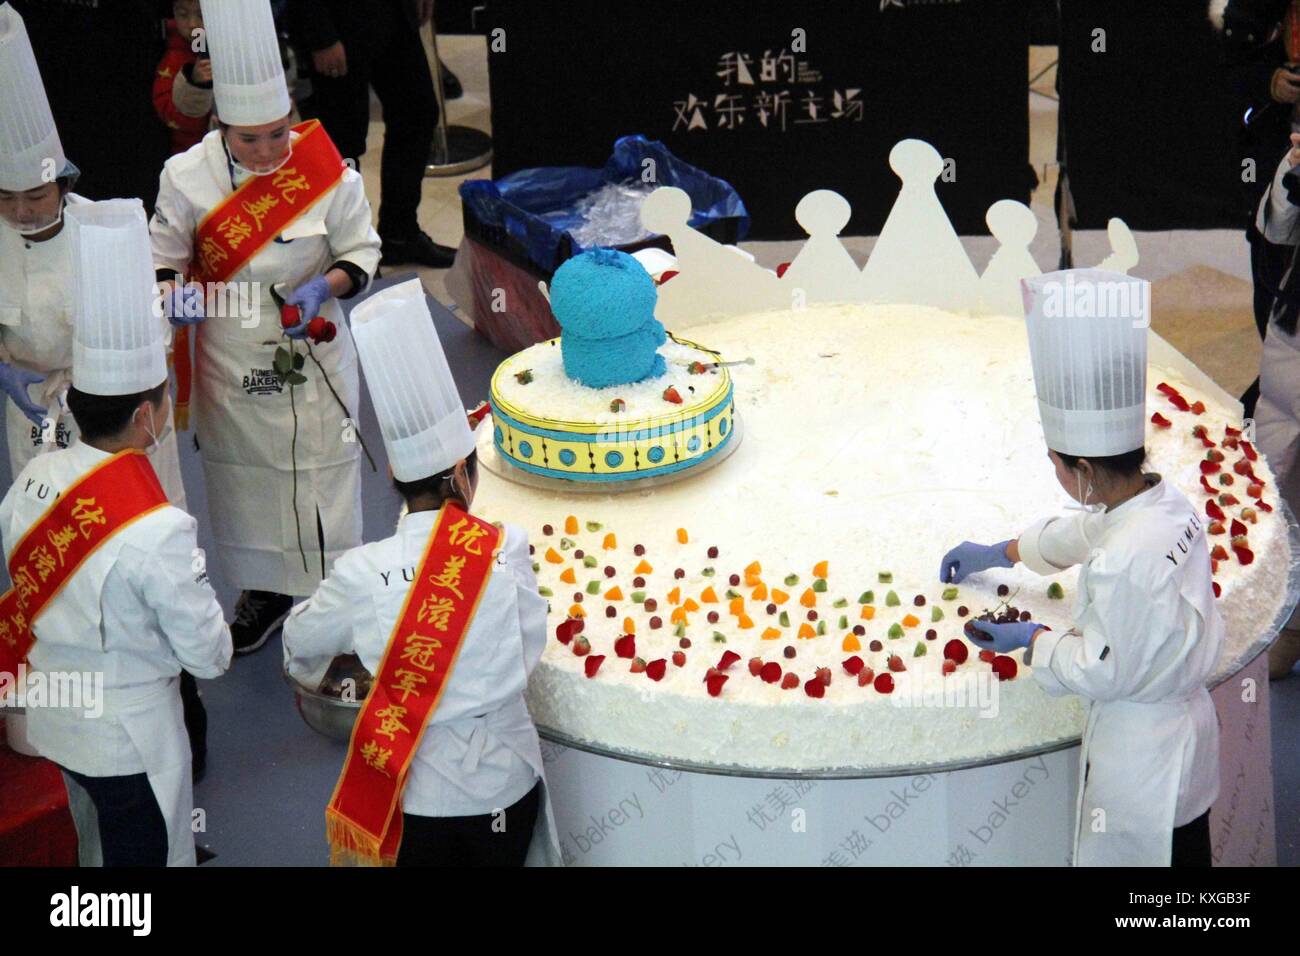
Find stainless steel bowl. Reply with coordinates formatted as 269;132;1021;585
284;668;369;742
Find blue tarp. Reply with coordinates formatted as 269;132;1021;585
460;135;749;275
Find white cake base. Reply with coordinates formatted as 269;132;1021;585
474;303;1294;772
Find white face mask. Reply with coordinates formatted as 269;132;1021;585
136;404;172;454
3;202;64;236
1066;469;1102;513
227;140;295;179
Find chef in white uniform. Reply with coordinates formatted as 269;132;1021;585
939;270;1224;867
0;199;231;867
1252;135;1300;679
0;3;186;501
283;279;560;866
150;0;381;653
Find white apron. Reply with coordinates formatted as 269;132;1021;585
47;679;195;867
116;679;195;867
0;199;187;506
152;130;377;596
437;697;561;866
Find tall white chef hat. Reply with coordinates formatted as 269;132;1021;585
1021;268;1150;457
351;279;476;481
0;2;68;191
201;0;292;127
69;199;169;396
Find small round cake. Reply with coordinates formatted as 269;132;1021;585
490;336;736;482
489;248;739;483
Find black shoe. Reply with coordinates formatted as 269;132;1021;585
380;231;457;269
231;590;293;656
196;843;218;865
440;64;463;100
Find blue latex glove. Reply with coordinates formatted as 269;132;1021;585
164;284;205;327
283;275;331;339
965;618;1043;654
0;362;48;425
939;539;1015;584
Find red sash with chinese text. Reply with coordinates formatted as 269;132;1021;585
172;119;346;429
0;451;169;677
326;504;502;867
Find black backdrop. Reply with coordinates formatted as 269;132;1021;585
485;0;1033;240
1058;0;1245;230
12;0;170;211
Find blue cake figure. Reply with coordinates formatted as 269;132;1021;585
549;248;667;388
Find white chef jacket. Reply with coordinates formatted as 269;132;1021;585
148;127;381;596
0;440;230;866
283;508;550;817
1258;148;1300;243
0;195;188;505
1253;150;1300;541
0;441;230;774
1018;475;1223;866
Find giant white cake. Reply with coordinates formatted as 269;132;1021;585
473;302;1292;771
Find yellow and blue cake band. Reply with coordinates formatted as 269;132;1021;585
492;393;736;482
489;338;737;482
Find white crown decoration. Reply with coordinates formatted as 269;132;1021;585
633;137;1239;418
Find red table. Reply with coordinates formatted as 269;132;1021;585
0;723;78;866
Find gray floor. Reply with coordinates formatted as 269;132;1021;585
2;271;1296;866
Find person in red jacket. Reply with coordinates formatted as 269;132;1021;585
152;0;213;155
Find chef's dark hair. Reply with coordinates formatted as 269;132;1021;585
66;381;169;440
392;450;478;507
1054;446;1146;476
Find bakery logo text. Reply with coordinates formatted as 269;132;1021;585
243;367;285;396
